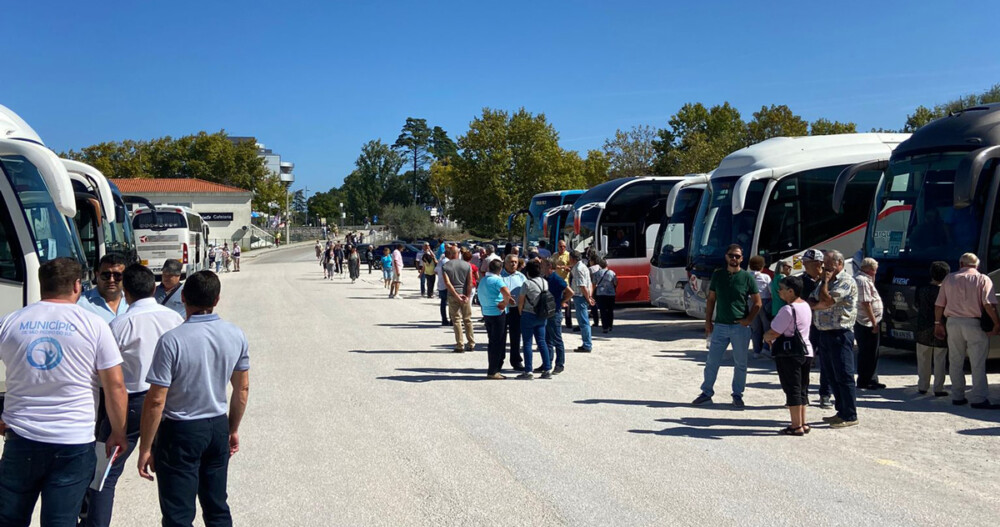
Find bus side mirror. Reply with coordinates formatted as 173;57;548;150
955;146;1000;208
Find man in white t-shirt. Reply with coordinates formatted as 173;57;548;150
80;264;184;527
0;258;129;526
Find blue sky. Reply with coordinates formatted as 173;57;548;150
3;1;998;195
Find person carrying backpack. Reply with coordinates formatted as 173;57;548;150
592;259;618;333
517;260;555;379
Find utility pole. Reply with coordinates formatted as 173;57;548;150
285;182;290;246
304;186;310;226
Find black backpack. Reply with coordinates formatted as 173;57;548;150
532;278;557;320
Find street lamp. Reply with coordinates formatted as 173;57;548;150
339;202;344;231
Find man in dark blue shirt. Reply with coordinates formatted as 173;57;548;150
542;259;574;375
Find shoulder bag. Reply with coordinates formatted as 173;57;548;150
771;305;808;358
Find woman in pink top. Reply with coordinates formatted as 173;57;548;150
764;275;814;436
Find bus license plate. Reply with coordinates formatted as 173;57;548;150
890;329;914;341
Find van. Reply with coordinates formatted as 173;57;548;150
132;205;209;277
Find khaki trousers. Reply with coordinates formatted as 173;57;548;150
946;317;990;403
448;295;475;349
915;343;947;393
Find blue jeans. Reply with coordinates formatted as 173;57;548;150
438;290;449;324
521;311;551;372
700;323;751;398
419;273;426;295
546;311;565;367
0;432;96;527
817;328;858;421
81;393;145;527
573;296;592;350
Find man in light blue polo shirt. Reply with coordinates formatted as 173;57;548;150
78;254;129;323
137;271;250;526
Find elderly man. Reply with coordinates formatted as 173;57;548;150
855;257;885;390
935;252;1000;409
692;244;761;408
552;240;574;329
154;259;187;318
810;250;860;428
78;254;130;323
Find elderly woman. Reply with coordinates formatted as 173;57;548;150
517;260;552;379
764;275;814;436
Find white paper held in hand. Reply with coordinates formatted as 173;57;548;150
89;441;122;492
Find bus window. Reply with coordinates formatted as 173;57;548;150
0;210;22;282
759;166;879;260
133;212;186;230
603;224;636;258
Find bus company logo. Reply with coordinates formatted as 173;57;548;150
26;337;63;370
139;236;148;243
892;277;909;285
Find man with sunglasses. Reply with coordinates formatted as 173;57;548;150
693;244;761;408
78;254;130;324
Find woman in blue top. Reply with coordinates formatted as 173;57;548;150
479;259;514;379
380;248;393;289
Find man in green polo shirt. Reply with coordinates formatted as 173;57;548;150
693;244;761;408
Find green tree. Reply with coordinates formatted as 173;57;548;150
603;125;657;178
342;139;404;221
904;83;1000;132
307;188;345;226
379;204;436;241
652;102;747;175
452;108;583;235
392;118;432;203
809;118;857;135
746;104;808;144
429;126;458;162
428;160;457;211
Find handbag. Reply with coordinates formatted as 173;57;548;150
771;305;808;358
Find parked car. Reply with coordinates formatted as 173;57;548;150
375;242;419;267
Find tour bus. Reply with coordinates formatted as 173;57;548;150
685;133;910;319
63;159;139;273
132;205;209;277
844;103;1000;354
0;105;90;318
507;189;585;252
566;176;685;304
649;174;709;311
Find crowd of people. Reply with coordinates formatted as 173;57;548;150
355;236;999;434
361;238;617;380
0;255;249;526
207;242;241;273
691;244;1000;436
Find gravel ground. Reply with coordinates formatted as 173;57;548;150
17;244;1000;525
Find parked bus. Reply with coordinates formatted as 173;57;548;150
844;103;1000;354
0;105;90;318
507;189;585;252
685;133;909;319
566;176;684;304
650;174;709;311
64;159;139;274
132;205;209;277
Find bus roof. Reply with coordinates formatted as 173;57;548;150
712;133;910;215
573;176;683;209
532;189;585;199
893;103;1000;157
62;159;116;223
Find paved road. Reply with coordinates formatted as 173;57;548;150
38;245;1000;525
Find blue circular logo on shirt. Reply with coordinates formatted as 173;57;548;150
26;337;63;370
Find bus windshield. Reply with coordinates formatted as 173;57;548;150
653;187;702;268
0;155;85;264
867;152;978;260
104;198;136;256
569;208;599;254
690;177;765;270
528;194;562;244
133;212;186;231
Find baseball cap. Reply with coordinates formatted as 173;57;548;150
801;249;823;262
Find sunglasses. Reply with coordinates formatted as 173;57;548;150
99;271;123;281
726;254;743;260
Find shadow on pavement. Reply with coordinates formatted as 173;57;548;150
957;427;1000;436
574;398;785;411
349;349;446;354
377;367;487;382
630;416;785;440
376;322;446;329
